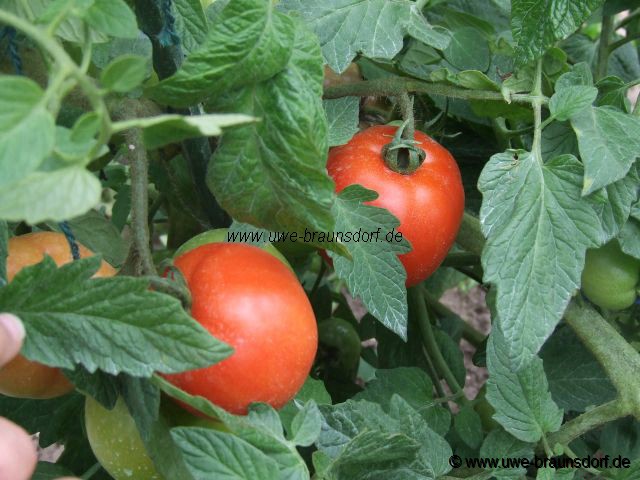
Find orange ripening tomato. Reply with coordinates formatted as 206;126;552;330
163;243;317;414
327;125;465;286
0;232;116;398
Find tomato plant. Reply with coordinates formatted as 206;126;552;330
0;232;115;399
163;242;317;414
85;396;161;480
582;240;640;311
327;125;465;286
1;0;640;479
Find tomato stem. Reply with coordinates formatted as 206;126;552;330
409;287;469;406
381;120;425;174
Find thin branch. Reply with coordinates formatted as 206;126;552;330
126;129;157;277
324;77;547;105
596;14;615;80
409;287;469;406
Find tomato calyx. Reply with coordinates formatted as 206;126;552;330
381;120;425;175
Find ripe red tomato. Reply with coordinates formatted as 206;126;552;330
327;125;464;286
163;243;317;414
0;232;116;399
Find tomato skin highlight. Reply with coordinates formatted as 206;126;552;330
581;240;640;311
327;125;465;286
0;232;116;399
164;243;317;414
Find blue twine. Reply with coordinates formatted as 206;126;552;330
158;0;180;46
6;27;23;76
58;221;81;261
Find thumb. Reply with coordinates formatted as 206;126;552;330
0;313;25;367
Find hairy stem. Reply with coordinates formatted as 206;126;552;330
423;289;485;348
608;32;640;53
596;15;615;81
531;59;543;162
126;129;157;277
409;287;469;406
564;299;640;419
546;400;625;448
324;77;547;105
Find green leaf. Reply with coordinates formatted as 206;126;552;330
454;406;483;450
596;76;632;112
324;97;359;147
329;186;411;340
279;0;449;73
593;164;640;243
122;377;194;480
541;121;579;162
511;0;604;67
279;377;331;433
479;429;535;478
172;427;281;479
148;0;295;107
317;399;448;478
173;0;209;54
85;0;138;38
0;257;232;376
387;395;452;478
53;126;97;165
100;54;149;93
64;367;119;408
48;209;128;267
155;377;310;480
0;76;55;188
478;152;601;367
549;86;598;121
570;106;640;195
207;21;335;234
443;27;490;72
0;166;101;223
353;368;451;436
619;202;640;259
0;393;85;446
289;400;322;447
541;326;615;411
133;114;256;149
486;328;563;443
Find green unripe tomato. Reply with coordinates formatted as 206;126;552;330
85;396;161;480
581;240;640;311
473;385;499;432
174;228;291;270
317;318;362;381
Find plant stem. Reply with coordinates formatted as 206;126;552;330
324;77;547;105
423;289;485;348
126;129;157;277
596;15;615;81
397;93;415;141
615;8;640;30
546;400;625;448
134;0;230;228
409;287;469;406
531;59;544;163
564;299;640;419
0;9;112;159
146;276;192;309
80;462;102;480
455;212;485;257
608;32;640;53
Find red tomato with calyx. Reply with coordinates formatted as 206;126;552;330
327;125;464;286
163;243;317;414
